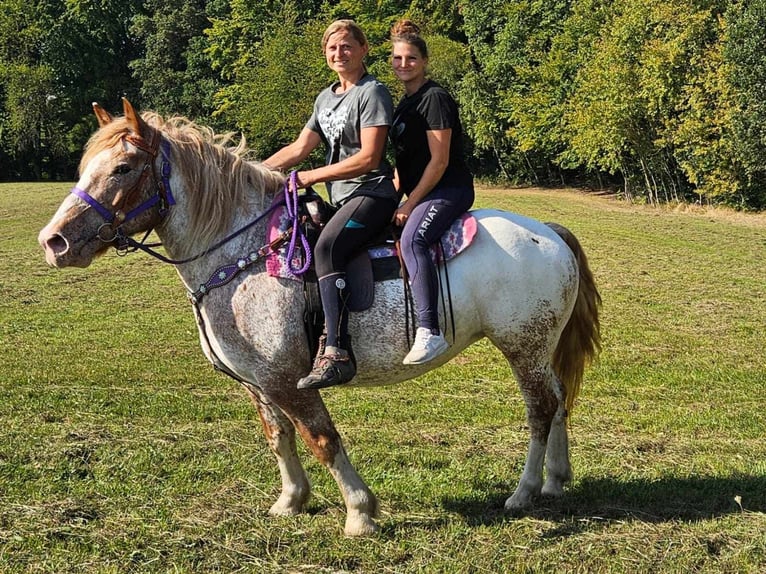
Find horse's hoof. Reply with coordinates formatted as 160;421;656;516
344;514;379;537
541;481;566;499
269;496;307;516
504;492;534;515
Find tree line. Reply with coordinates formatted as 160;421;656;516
1;0;764;209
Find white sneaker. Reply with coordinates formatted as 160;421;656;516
403;327;449;365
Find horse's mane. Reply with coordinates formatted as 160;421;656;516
81;111;286;251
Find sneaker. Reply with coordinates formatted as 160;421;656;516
297;346;356;390
403;328;449;365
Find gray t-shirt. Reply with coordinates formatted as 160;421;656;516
306;73;397;205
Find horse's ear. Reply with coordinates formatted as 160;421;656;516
121;97;147;138
92;103;113;128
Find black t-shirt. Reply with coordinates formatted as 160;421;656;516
390;80;473;197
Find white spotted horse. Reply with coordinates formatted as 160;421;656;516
39;99;601;536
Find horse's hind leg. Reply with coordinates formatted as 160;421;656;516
505;361;570;511
245;386;311;515
541;386;572;499
264;386;379;536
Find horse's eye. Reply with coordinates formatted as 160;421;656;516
112;164;132;176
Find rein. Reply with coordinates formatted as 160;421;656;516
79;144;312;300
186;172;311;303
121;198;285;266
72;130;310;273
124;171;311;299
284;171;312;275
72;133;314;383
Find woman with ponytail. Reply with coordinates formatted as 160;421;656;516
389;20;475;365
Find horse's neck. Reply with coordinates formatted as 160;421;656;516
157;181;278;291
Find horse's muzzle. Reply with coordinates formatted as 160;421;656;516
39;229;70;267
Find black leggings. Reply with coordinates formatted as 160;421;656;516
315;194;397;349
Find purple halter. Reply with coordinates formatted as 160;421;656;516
71;137;175;243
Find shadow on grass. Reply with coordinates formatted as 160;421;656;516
439;474;766;532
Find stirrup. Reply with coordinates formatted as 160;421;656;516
298;346;356;390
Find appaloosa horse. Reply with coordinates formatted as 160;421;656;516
39;99;601;535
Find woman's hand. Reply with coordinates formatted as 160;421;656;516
294;171;309;189
393;203;413;227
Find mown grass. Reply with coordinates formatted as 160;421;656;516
1;182;765;573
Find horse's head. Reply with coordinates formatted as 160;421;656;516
39;98;174;268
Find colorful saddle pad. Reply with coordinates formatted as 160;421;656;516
266;207;478;282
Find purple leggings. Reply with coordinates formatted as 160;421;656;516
399;186;474;332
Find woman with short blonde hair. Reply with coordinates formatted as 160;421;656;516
265;19;398;389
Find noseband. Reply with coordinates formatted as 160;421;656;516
70;130;175;249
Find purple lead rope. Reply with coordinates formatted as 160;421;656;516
284;171;311;275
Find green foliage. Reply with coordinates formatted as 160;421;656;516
206;0;323;81
42;0;144;108
665;22;738;205
219;10;331;159
0;0;43;64
0;0;51;178
460;0;573;182
515;0;608;169
130;0;225;124
722;0;766;208
560;0;730;203
0;0;144;180
0;64;59;179
421;34;470;101
0;0;765;208
407;0;465;38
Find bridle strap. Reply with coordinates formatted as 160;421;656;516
71;186;114;222
158;139;175;210
120;195;286;265
70;131;173;234
72;133;312;287
125;131;159;156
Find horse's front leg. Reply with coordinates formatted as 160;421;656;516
270;386;379;536
244;385;311;516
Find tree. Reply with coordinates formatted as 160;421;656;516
512;0;610;184
130;0;227;124
223;9;331;159
0;0;145;179
665;8;737;206
722;0;766;208
0;0;53;179
562;0;727;203
459;0;572;183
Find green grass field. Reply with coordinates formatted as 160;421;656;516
1;182;765;573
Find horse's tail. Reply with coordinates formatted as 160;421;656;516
546;223;602;415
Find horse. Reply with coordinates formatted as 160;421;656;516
38;98;601;536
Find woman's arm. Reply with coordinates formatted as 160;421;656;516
262;128;322;171
295;125;389;188
393;128;450;226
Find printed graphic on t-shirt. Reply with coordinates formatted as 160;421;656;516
392;120;406;154
318;106;349;143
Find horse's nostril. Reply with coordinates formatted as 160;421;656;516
46;234;68;255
